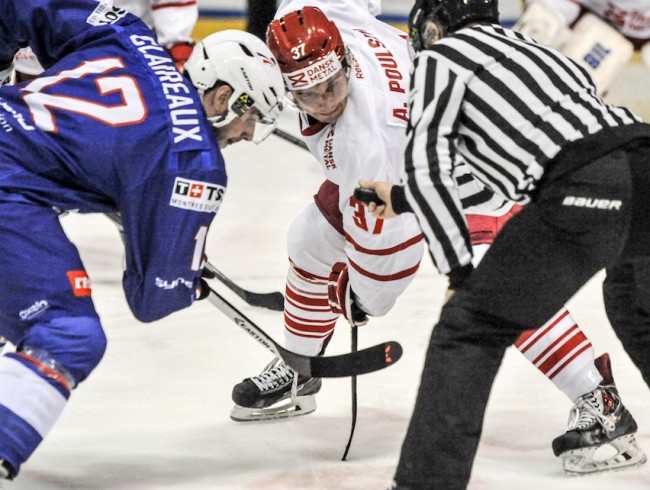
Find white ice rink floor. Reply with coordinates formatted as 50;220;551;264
7;108;650;490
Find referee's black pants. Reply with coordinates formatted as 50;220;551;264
604;259;650;388
395;142;650;490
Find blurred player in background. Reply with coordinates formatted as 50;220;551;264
515;0;650;96
12;0;198;82
0;0;284;480
247;0;277;40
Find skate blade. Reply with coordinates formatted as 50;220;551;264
230;395;317;422
561;434;648;476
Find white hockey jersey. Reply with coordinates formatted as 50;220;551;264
276;0;424;316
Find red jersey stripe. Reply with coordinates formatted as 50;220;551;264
345;232;424;255
348;257;420;282
151;1;196;10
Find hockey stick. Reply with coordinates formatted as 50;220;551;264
272;127;309;151
203;262;284;311
104;213;285;311
205;284;402;378
341;326;358;461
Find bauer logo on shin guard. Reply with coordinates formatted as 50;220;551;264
170;177;225;213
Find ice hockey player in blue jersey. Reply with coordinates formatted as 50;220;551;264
0;0;284;480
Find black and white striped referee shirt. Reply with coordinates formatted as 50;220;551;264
404;23;645;277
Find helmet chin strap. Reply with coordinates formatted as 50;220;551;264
205;88;242;128
207;110;236;129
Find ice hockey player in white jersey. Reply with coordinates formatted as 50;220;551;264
228;8;645;477
515;0;650;92
229;0;426;422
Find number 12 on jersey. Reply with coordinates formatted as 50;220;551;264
22;57;147;132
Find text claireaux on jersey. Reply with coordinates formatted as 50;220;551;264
129;34;203;144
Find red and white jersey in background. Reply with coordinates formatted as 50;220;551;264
538;0;650;43
276;0;424;316
13;0;197;76
113;0;198;48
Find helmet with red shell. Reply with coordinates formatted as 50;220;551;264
266;6;348;91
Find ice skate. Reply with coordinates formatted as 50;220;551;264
230;357;322;422
552;353;647;475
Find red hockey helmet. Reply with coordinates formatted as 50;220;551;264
266;6;347;91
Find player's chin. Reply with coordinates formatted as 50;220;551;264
313;101;347;123
219;138;236;149
216;131;239;149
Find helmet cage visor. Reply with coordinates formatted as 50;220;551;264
208;89;278;144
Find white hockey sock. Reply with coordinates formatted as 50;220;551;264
514;308;602;401
283;266;339;356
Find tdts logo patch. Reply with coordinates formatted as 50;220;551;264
67;271;92;297
170;177;225;213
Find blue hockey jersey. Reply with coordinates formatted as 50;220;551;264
0;0;227;321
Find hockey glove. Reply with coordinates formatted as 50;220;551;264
328;262;369;327
0;61;13;86
193;255;214;301
166;42;194;73
195;278;210;301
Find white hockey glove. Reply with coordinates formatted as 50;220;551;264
513;0;572;49
328;262;369;327
0;61;13;86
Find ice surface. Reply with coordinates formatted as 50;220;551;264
7;110;650;490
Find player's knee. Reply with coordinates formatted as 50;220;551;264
24;316;107;385
287;204;345;266
440;300;521;346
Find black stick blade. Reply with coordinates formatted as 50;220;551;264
243;291;285;311
282;341;402;378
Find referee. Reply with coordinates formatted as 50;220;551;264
361;0;650;488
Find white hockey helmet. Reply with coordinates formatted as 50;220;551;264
184;30;285;142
